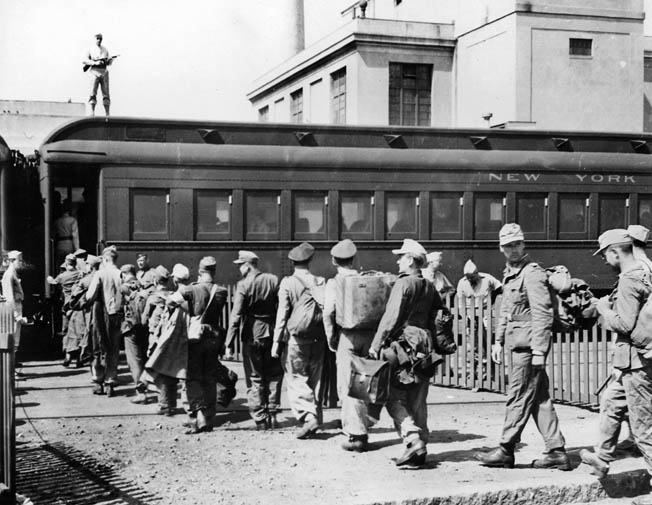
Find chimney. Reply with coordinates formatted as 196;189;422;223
282;0;305;59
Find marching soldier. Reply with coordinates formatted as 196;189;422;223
474;223;570;470
226;251;282;430
368;239;444;466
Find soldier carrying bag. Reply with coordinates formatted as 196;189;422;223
347;354;390;404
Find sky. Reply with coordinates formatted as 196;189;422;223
1;0;652;121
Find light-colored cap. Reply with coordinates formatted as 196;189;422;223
233;250;259;264
7;250;21;260
199;256;217;270
330;239;357;260
463;259;478;275
74;248;87;258
172;263;190;281
102;245;118;257
499;223;525;246
155;265;170;281
426;251;442;262
65;253;77;264
87;255;101;267
392;239;427;257
628;225;650;244
594;229;632;256
288;242;315;262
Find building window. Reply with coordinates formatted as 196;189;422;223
131;189;169;240
294;192;327;239
599;194;628;232
516;193;547;237
474;193;504;239
290;89;303;123
245;192;280;240
430;192;462;239
258;106;269;122
341;192;373;238
386;193;418;239
389;63;432;126
195;191;231;240
640;196;652;230
331;68;346;124
558;194;588;237
569;38;592;57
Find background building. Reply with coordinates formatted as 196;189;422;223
249;0;651;132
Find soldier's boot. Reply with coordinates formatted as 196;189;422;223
296;414;319;439
255;418;269;431
474;444;515;468
342;435;368;453
268;413;279;430
196;409;213;433
579;449;609;478
532;448;571;471
396;437;426;467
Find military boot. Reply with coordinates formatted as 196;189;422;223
532;448;571;471
342;435;368;453
396;438;427;466
474;445;515;468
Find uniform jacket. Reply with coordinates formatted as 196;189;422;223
495;256;553;354
601;263;650;371
142;286;172;338
370;272;444;354
179;281;227;329
86;263;122;316
226;269;278;344
1;265;24;304
137;268;159;290
273;268;325;344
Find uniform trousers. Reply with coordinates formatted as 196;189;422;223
336;329;376;436
596;377;629;462
124;325;148;392
385;380;429;443
186;334;220;417
12;302;22;353
92;313;122;385
90;72;110;107
155;374;178;410
500;349;565;451
283;337;325;423
621;361;652;474
242;337;283;422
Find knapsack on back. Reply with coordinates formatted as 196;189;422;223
628;274;652;352
544;265;597;333
285;275;325;340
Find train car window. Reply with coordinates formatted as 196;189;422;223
340;192;373;239
430;192;462;239
386;193;418;239
639;196;652;230
245;192;280;240
599;194;628;232
558;193;588;238
516;193;547;237
474;193;505;239
294;192;327;240
195;191;231;240
131;189;169;240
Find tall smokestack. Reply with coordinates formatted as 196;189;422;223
290;0;305;55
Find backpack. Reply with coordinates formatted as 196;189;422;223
285;275;325;340
544;265;597;333
122;283;150;332
628;273;652;352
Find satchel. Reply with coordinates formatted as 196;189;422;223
188;285;219;341
347;354;390;405
433;308;457;355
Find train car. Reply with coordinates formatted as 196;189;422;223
37;117;652;294
0;134;10;255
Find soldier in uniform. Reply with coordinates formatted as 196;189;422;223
136;253;158;290
580;229;652;505
323;239;376;452
1;251;27;362
422;251;455;300
170;256;227;434
272;242;326;439
475;223;570;470
368;239;444;467
226;251;282;430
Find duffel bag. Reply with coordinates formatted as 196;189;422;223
347;354;390;404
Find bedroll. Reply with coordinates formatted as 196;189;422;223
335;272;396;330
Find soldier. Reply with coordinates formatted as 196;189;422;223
272;242;326;439
422;251;455;300
226;251;282;430
1;251;28;363
86;245;123;396
580;229;652;505
323;239;375;452
170;256;227;434
368;239;444;466
474;223;570;470
136;253;158;290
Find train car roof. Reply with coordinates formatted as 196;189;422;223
40;116;652;155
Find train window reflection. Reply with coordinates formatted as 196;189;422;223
639;196;652;230
131;189;169;239
245;192;280;240
559;194;588;236
294;193;327;238
599;194;627;232
195;191;230;240
474;193;504;238
386;193;418;238
430;193;462;237
340;193;373;238
517;193;547;235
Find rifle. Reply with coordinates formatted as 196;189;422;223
83;55;119;72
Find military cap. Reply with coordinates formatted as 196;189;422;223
65;253;77;265
154;265;170;281
87;255;101;267
391;239;426;257
136;253;148;260
199;256;217;270
463;259;478;275
594;229;632;256
120;263;136;276
499;223;525;246
102;245;118;257
7;250;22;261
172;263;190;281
426;251;443;263
233;250;259;264
74;248;88;258
288;242;314;262
627;225;650;244
330;239;357;260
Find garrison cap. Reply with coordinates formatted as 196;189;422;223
330;239;357;260
74;248;88;258
172;263;190;281
155;265;170;281
233;250;259;264
426;251;443;263
288;242;314;262
136;253;148;260
7;251;21;261
102;245;118;257
392;239;427;258
499;223;525;246
120;263;136;276
87;255;101;267
628;225;650;244
199;256;217;270
594;229;632;256
463;259;478;275
65;253;77;265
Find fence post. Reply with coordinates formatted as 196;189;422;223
0;300;16;503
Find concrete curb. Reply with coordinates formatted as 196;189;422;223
366;469;650;505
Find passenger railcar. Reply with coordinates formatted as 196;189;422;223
37;117;652;294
